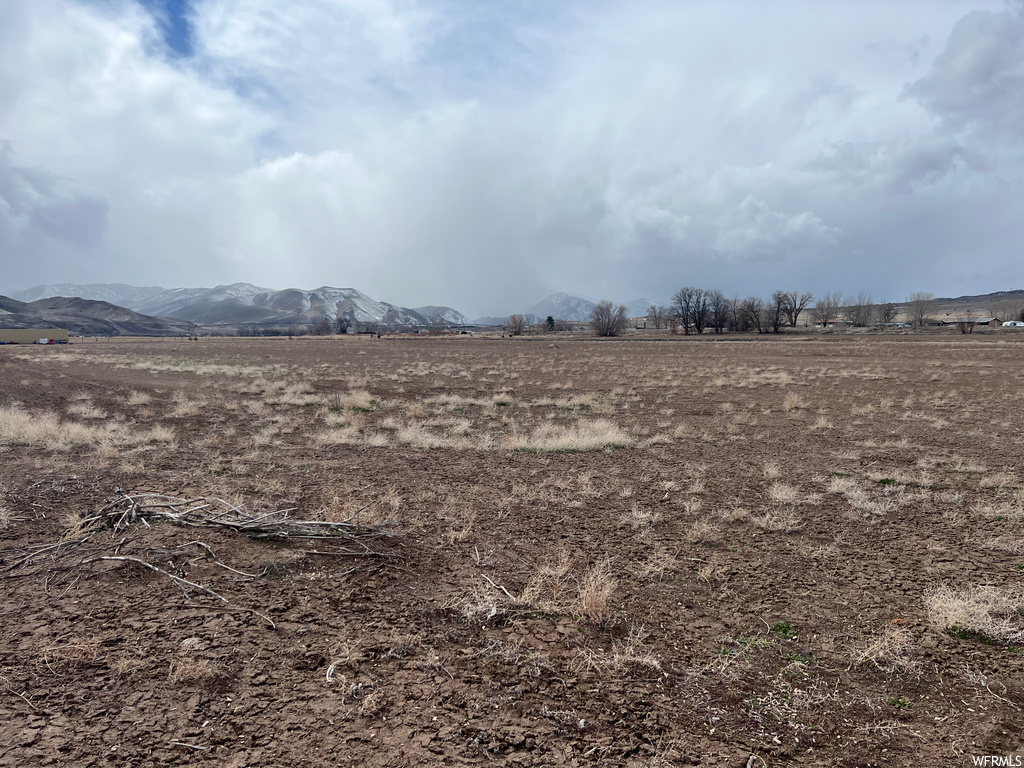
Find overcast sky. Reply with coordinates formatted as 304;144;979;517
1;0;1022;316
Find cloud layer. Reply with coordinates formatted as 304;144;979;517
1;0;1021;314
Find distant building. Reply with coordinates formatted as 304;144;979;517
941;317;1001;327
0;328;70;344
1003;320;1024;328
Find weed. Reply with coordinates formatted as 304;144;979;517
771;622;797;640
924;584;1024;645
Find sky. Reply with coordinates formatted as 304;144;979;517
1;0;1022;317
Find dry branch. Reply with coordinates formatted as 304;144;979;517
1;489;399;633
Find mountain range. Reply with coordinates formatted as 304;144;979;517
474;293;660;325
4;282;1023;335
8;283;470;330
0;295;194;336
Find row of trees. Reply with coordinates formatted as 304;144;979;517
638;289;948;335
510;289;1024;339
583;289;974;337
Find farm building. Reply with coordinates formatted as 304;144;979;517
0;328;70;344
942;317;1002;328
1004;320;1024;328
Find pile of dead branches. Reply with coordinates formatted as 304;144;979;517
1;491;401;629
98;492;393;543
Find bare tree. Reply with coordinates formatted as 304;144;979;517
505;314;527;336
956;308;977;335
312;316;334;336
990;297;1024;323
708;290;730;333
812;292;844;328
670;287;709;335
768;291;789;333
738;297;766;334
590;301;629;337
781;291;814;327
846;293;875;327
879;302;898;324
729;294;746;331
335;310;353;334
647;305;668;329
906;291;939;328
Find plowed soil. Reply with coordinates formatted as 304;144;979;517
2;334;1023;767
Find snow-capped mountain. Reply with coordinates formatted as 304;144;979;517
10;283;170;308
526;293;597;322
8;283;468;328
624;298;660;317
413;306;471;326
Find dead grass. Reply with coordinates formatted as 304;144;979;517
637;545;679;580
504;419;633;452
170;392;205;418
853;626;921;676
169;638;224;684
67;402;107;420
577;558;616;620
574;625;663;675
620;503;662;530
124;390;152;407
751;508;802;531
924;584;1024;644
782;392;806;412
330;389;379;412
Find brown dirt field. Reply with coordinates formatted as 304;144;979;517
2;334;1023;767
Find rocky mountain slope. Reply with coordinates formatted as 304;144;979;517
0;295;194;336
9;283;468;329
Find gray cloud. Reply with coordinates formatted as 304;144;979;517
0;146;108;247
1;0;1021;316
905;5;1024;137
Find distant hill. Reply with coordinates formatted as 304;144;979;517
527;293;596;322
413;306;471;326
0;295;193;336
624;298;659;317
932;289;1024;320
477;294;663;325
9;283;469;329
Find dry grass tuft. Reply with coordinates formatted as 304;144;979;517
331;389;379;412
504;419;633;452
751;509;801;531
170;392;205;418
577;558;616;620
637;545;679;580
124;390;152;407
0;404;132;450
782;392;807;412
853;626;921;676
574;625;662;675
620;503;662;530
685;518;718;543
67;402;107;420
924;584;1024;644
169;637;224;684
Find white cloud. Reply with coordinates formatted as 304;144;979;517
1;0;1022;314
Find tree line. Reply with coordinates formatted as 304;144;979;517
578;289;1023;337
